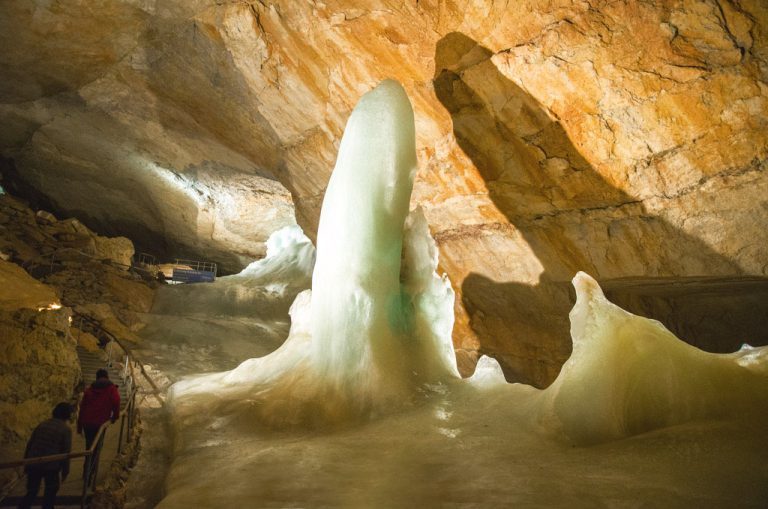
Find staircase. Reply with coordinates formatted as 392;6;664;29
0;348;133;507
1;312;154;507
76;346;129;409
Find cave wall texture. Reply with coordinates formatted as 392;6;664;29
1;0;766;386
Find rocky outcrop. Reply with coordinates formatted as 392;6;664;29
94;236;135;269
1;1;766;384
1;191;154;312
0;260;79;459
0;190;160;483
0;258;58;311
0;194;135;268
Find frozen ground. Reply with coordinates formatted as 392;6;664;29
133;81;768;508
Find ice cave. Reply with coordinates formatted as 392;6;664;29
1;2;768;508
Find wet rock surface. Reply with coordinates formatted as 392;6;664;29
1;1;766;383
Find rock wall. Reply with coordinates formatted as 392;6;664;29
0;193;135;268
1;1;767;385
0;191;158;467
0;260;80;459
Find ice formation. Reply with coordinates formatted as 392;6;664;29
169;80;458;426
153;225;315;319
153;80;768;508
539;272;768;444
137;225;316;380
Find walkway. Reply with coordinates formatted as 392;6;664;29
1;347;130;507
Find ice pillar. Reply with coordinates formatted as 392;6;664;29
310;80;418;403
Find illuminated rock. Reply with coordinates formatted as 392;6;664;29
0;260;59;311
144;79;768;508
1;0;767;381
0;261;79;456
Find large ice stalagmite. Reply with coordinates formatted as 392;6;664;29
310;80;458;409
169;80;458;426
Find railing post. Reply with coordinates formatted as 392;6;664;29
118;414;126;454
127;396;133;437
90;429;106;490
81;453;91;509
106;340;113;368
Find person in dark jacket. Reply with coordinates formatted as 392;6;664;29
18;402;73;509
77;369;120;450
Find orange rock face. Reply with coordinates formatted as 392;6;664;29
1;0;766;385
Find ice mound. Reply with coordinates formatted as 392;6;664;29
168;80;459;427
540;271;768;444
238;224;316;282
151;224;315;319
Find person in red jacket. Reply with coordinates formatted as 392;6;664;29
77;369;120;450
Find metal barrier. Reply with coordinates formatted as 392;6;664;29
117;388;138;455
74;313;164;406
167;259;217;284
0;313;164;508
171;267;215;283
24;248;219;285
173;259;217;275
22;247;157;280
134;252;156;266
0;420;112;509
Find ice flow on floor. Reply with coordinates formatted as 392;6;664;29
137;80;768;508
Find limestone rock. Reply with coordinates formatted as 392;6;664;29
0;259;60;311
102;272;154;313
34;210;56;224
74;303;143;345
72;327;101;353
0;297;79;457
93;235;135;268
1;0;767;384
0;307;80;459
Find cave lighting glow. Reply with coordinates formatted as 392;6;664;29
140;159;212;207
146;80;768;508
37;302;62;312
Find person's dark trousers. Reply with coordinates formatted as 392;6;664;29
82;425;100;481
83;426;99;450
18;467;60;509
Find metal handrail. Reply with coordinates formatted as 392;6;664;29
22;247;156;278
24;247;218;282
0;311;162;507
173;258;217;275
0;421;110;509
74;313;164;404
117;388;139;455
1;241;166;506
134;252;156;266
0;420;109;470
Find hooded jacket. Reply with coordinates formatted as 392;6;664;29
77;378;120;432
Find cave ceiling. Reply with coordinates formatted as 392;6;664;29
1;0;767;384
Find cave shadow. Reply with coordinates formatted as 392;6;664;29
433;33;758;387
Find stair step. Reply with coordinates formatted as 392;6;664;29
76;346;130;409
